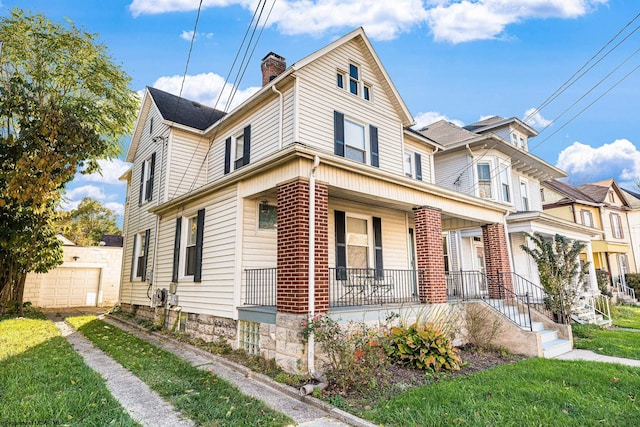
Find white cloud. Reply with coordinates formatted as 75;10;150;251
153;72;260;112
523;107;553;129
413;111;464;129
129;0;605;42
104;202;125;216
61;185;107;211
180;30;214;41
425;0;607;44
79;159;131;185
556;139;640;188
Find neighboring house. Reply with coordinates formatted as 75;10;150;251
621;188;640;279
420;117;599;296
543;178;637;298
120;28;574;371
24;235;123;308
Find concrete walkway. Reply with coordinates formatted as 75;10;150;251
47;311;194;427
45;308;366;427
554;349;640;367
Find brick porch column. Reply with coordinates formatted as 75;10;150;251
481;223;514;298
414;206;447;303
276;179;329;313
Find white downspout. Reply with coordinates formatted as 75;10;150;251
308;155;320;374
271;85;284;149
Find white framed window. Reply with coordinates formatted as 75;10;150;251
346;215;371;269
477;162;492;199
224;126;251;174
139;153;156;204
510;133;518;145
344;119;366;163
520;179;530;211
336;63;371;101
234;132;245;170
611;213;623;239
363;83;371;101
337;70;345;89
184;215;198;277
519;136;525;149
499;165;511;203
581;210;593;227
349;63;359;96
258;202;277;230
404;152;413;177
133;230;149;280
609;191;615;203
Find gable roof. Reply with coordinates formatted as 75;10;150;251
622;188;640;209
464;115;538;137
542;179;600;206
577;179;630;208
148;86;226;131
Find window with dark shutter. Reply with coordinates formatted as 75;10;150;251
415;153;422;181
370;125;379;167
242;125;251;167
145;152;156;201
138;161;145;205
194;209;205;282
373;217;383;278
141;229;150;281
335;210;347;280
334;111;345;157
130;234;137;281
224;137;232;174
172;217;182;282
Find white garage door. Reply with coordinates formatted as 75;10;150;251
39;267;102;308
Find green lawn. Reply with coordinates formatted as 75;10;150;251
67;315;292;427
363;357;640;426
572;323;640;359
611;305;640;329
0;311;138;426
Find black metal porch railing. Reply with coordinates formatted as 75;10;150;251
329;268;422;307
482;273;535;331
497;271;568;325
446;270;488;301
243;268;276;306
243;267;422;308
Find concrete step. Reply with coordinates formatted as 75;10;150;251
539;329;558;344
543;338;573;358
530;321;545;332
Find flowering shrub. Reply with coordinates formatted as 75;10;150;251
384;322;461;372
302;314;389;394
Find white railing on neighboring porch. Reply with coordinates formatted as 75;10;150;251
618;282;637;301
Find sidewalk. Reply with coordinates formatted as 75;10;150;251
47;308;368;427
554;349;640;366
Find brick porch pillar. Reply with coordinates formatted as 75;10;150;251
414;206;447;304
276;179;329;314
481;223;514;298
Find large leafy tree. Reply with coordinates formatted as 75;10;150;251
56;197;121;246
520;233;590;322
0;9;137;314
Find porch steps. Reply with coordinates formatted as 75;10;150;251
487;300;572;358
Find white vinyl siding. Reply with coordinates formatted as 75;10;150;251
295;38;405;178
433;151;473;194
168;129;209;198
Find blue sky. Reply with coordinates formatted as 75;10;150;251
4;0;640;222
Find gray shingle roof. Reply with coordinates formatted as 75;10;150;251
543;179;598;204
148;86;226;131
576;184;610;204
418;120;477;146
463;116;505;132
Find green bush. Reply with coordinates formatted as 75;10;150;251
625;273;640;295
302;314;389;394
384;323;461;372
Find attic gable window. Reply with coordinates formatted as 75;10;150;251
349;64;359;95
336;64;371;101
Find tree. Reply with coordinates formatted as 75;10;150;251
0;9;137;314
56;197;121;246
520;233;590;322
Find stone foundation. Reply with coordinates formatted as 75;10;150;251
259;323;277;360
275;312;307;373
185;312;237;345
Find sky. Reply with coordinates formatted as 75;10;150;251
3;0;640;223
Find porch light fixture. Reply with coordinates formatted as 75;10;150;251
72;256;79;261
260;200;270;213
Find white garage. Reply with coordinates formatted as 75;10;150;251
38;267;102;307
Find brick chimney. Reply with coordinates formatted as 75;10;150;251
261;52;286;86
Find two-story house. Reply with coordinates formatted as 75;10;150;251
420;117;599;299
120;28;574;372
543;178;637;302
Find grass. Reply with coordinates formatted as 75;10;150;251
362;357;640;426
572;323;640;359
67;315;292;426
0;310;138;426
611;304;640;329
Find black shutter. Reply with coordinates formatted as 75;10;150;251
242;125;251;167
415;153;423;181
373;217;383;278
138;161;145;205
224;137;231;174
130;234;137;281
172;217;181;282
141;229;150;281
194;208;205;282
335;210;347;280
370;125;379;167
146;152;156;201
334;111;345;157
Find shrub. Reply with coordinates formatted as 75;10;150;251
462;303;502;350
625;273;640;295
384;322;461;372
302;314;389;394
597;269;612;296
